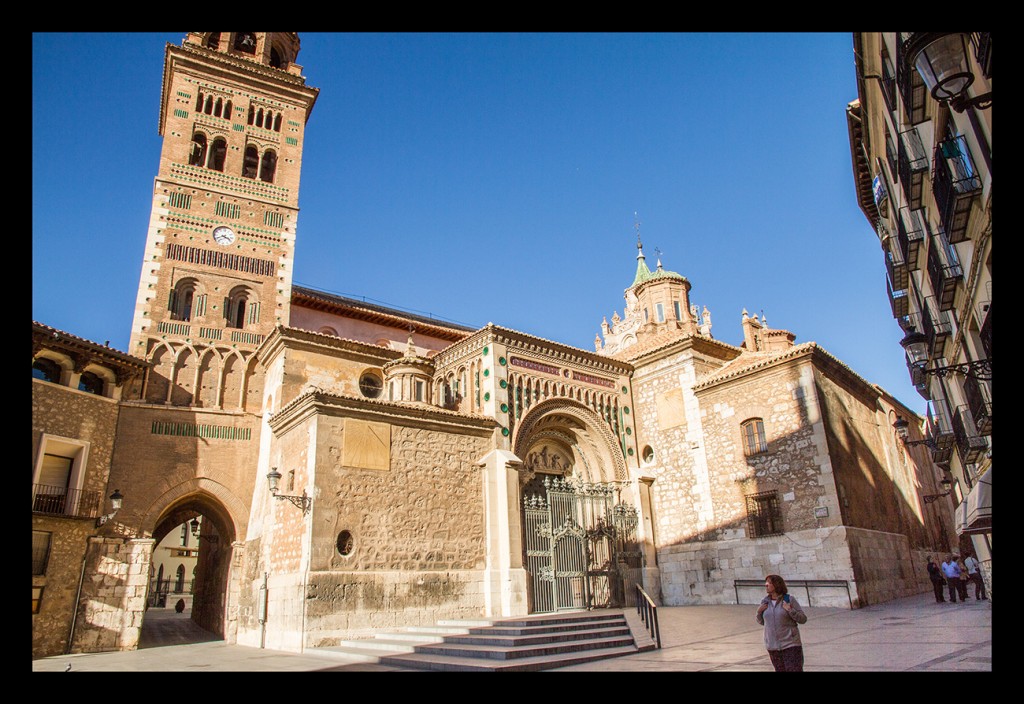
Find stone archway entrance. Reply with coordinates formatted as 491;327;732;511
143;494;236;641
513;400;642;614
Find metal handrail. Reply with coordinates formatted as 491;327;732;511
634;583;662;649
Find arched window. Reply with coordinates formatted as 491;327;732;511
175;564;186;593
273;114;282;132
256;108;264;128
189;133;207;167
205;32;221;50
204;95;213;115
247;105;254;125
270;47;284;69
259;150;277;183
78;371;104;395
214;97;223;118
234;32;257;55
741;418;768;456
208;138;226;171
226;287;254;329
224;100;232;122
169;281;195;321
242;145;259;179
195;91;204;112
264;110;273;128
32;358;62;384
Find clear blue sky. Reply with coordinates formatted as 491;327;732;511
32;32;926;416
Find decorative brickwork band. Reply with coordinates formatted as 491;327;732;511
151;421;251;440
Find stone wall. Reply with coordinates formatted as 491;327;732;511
657;526;855;607
32;380;123;658
302;418;491;645
71;538;154;653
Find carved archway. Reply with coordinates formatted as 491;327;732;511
512;397;627;484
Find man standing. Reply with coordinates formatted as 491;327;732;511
926;556;945;603
941;554;962;603
963;552;987;601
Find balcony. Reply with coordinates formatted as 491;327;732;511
980;301;992;360
933;135;982;243
921;296;953;361
953;404;988;465
972;32;991;79
897;207;926;271
886;274;910;319
32;484;102;519
963;373;992;436
898;126;928;211
880;52;898;113
925;398;955;465
926;230;963;311
885;132;899;188
884;235;909;291
896;34;928;124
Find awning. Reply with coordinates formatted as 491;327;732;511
962;467;992;535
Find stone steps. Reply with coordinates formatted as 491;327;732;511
308;609;649;672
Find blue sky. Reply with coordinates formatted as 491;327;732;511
32;32;926;416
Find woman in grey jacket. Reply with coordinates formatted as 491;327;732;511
755;574;808;671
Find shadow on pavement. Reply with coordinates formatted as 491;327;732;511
138;608;220;648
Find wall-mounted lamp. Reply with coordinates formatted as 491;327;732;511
899;328;991;381
189;517;219;544
922;478;953;504
893;416;939;450
95;488;123;527
903;32;991;113
267;467;311;514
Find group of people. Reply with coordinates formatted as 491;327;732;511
927;553;987;603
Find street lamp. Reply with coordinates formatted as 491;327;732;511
95;488;123;527
922;477;953;505
893;416;939;450
899;328;991;381
267;467;311;514
903;33;991;112
189;517;218;543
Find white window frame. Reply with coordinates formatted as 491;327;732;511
32;434;90;516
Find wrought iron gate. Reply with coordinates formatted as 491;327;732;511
523;476;643;613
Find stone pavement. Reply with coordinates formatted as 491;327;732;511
32;590;991;673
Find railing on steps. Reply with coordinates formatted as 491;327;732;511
634;583;661;649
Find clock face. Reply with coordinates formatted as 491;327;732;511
212;226;236;245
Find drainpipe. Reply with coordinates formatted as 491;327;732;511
258;572;268;649
65;535;94;654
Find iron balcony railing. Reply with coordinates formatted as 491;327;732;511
953;404;988;465
933;135;982;243
926;230;963;312
925;398;955;464
885;132;899;189
884;236;909;292
921;296;953;362
897;207;926;271
963;374;992;437
880;52;898;113
972;32;991;78
31;484;102;519
980;301;992;360
896;33;928;124
898;126;928;210
634;583;662;649
886;273;910;319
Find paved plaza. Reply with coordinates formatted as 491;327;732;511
33;590;991;673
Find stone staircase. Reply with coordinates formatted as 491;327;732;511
309;609;655;672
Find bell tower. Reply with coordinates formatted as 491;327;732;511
129;32;318;407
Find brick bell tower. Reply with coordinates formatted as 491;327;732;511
129;32;318;408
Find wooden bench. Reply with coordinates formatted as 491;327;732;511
734;579;852;608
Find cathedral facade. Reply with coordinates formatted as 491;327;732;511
32;33;956;658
